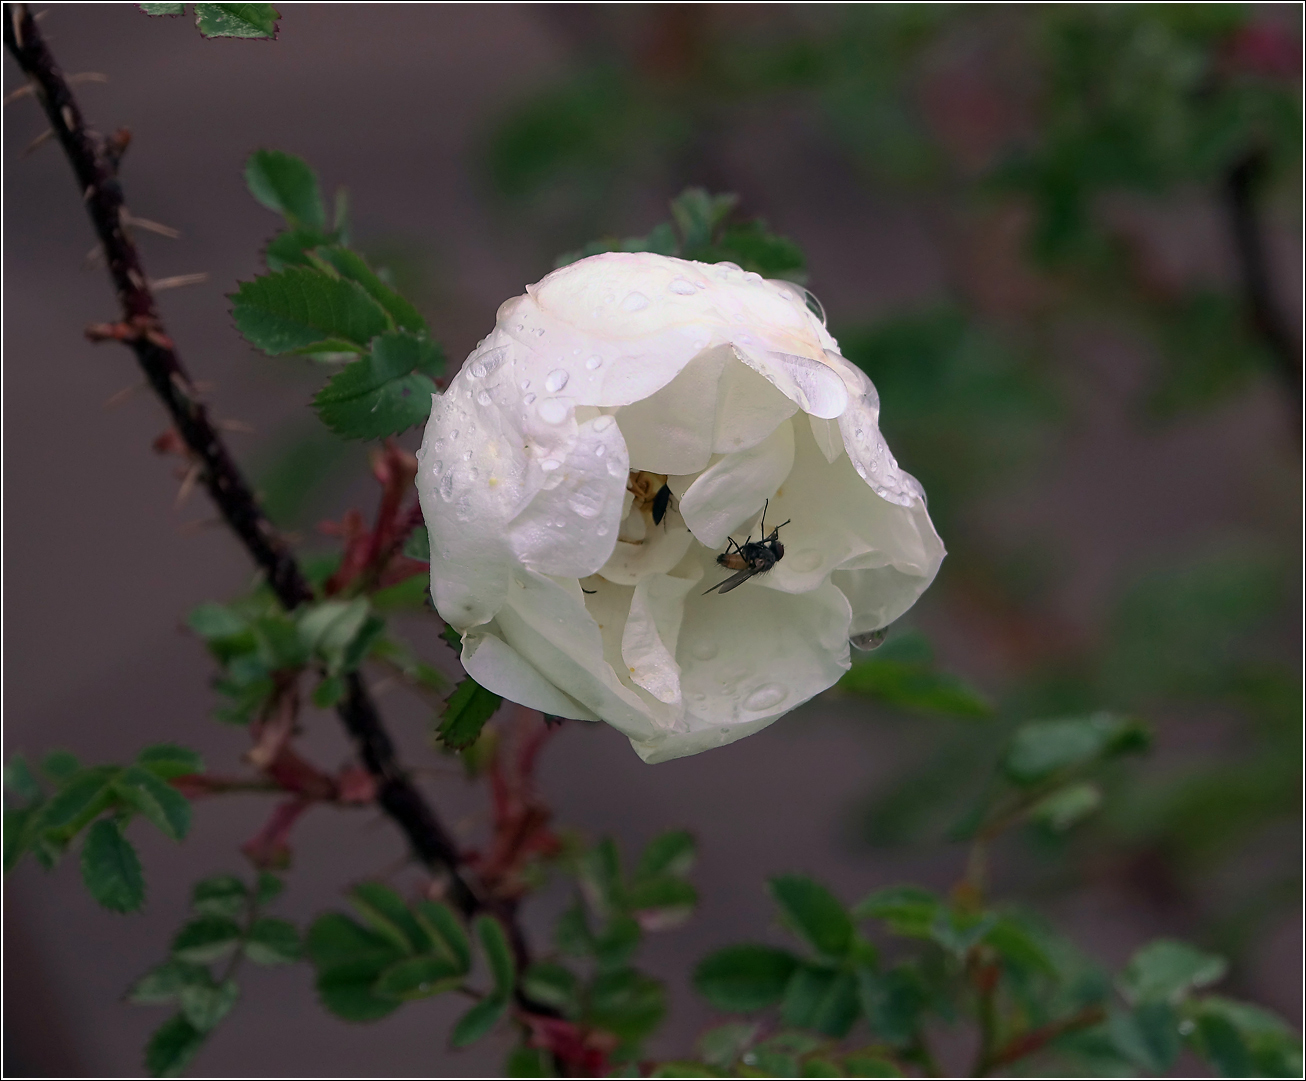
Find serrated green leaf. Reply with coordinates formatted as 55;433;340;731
305;912;404;971
40;750;81;782
587;967;666;1043
1121;939;1227;1004
312;331;441;439
697;1022;760;1069
139;2;184;14
145;1014;207;1078
506;1044;560;1077
769;875;854;959
474;915;515;996
1004;713;1149;786
782;966;860;1037
172;916;243;964
857;965;926;1046
373;954;464;1000
231;267;390;355
350;881;430;954
1029;781;1103;831
414;899;471;972
245;149;325;231
4;755;41;803
178;978;238;1032
115;766;191;841
264;227;332;272
555;901;594;956
694;945;799;1012
625;876;697;930
39;766;119;837
522;961;581;1016
594;913;642;972
82;818;145;913
438;677;503;750
311;247;428;335
127;959;213;1004
251;612;310;669
194;3;278;39
192;875;248;919
136;745;205;780
635;830;695;881
451;993;510;1047
244;917;301;964
297;598;371;669
187;603;248;640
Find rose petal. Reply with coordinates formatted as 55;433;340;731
612;346;728;475
622;572;701;705
679;420;795;550
461;626;598;720
733;344;849;420
713;351;799;454
508;414;629;577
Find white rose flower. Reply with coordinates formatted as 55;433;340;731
417;252;944;763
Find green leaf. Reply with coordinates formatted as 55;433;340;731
839;657;991;718
139;3;185;14
451;994;510;1048
350;881;429;954
264;227;331;272
414;899;472;972
244;917;301;964
474;915;516;996
312;674;346;708
4;755;42;803
255;871;284;905
1121;939;1227;1004
311;247;428;335
982;916;1057;976
231;267;390;355
928;909;997;958
782;966;860;1038
857;966;926;1046
697;1022;760;1069
1003;713;1149;786
438;678;503;750
39;766;118;834
841;1052;902;1077
178;978;238;1032
555;901;594;957
313;332;440;439
172;916;243;964
297;598;371;668
769;875;854;959
316;961;402;1022
145;1014;207;1078
245;150;325;231
1108;1002;1181;1072
506;1045;559;1078
635;830;696;881
694;944;799;1012
587;968;666;1043
136;745;205;780
1191;998;1302;1077
579;837;622;916
115;766;191;841
192;875;248;919
670;188;739;250
3;806;35;872
1193;1012;1253;1077
624;876;697;930
187;603;249;641
372;954;464;1000
853;885;942;934
522;961;581;1017
594;914;641;972
81;819;145;912
1029;781;1103;831
194;3;278;39
127;959;213;1004
40;750;82;782
305;912;404;971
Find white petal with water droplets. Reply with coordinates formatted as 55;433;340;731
733;345;849;420
622;572;699;705
679;420;795;550
712;351;799;454
461;626;598;720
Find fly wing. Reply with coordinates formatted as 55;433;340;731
703;567;756;595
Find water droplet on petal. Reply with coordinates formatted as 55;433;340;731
585;355;603;371
743;684;787;711
463;450;473;461
521;379;531;390
450;429;459;441
669;277;696;295
596;524;609;537
545;369;569;392
524;393;536;404
537;398;570;425
621;291;649;312
469;362;486;378
595;445;606;457
606;457;626;477
540;459;561;473
850;629;887;651
690;641;719;661
476;390;491;406
591;415;615;432
438;473;456;501
432;460;444;476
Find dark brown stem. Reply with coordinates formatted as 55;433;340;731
3;2;480;914
1225;148;1301;410
981;1005;1106;1074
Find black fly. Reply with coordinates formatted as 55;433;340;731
703;499;791;595
651;483;675;526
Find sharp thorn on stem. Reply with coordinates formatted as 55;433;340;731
150;272;208;291
20;127;53;157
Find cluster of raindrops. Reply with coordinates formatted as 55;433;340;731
846;402;921;509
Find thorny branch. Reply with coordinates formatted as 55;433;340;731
1;0;489;921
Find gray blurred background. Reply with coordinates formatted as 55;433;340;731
3;5;1300;1076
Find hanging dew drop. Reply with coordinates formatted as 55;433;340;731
545;369;569;392
850;629;887;651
